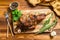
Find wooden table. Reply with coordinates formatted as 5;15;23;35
0;0;60;40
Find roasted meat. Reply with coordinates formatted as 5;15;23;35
20;13;46;31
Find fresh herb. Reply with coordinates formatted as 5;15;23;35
12;9;22;22
43;13;53;27
37;13;57;34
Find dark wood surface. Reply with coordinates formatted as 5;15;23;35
0;0;60;40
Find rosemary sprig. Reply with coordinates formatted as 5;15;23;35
37;13;57;34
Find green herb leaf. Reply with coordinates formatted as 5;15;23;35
43;13;53;27
12;9;22;22
37;13;57;34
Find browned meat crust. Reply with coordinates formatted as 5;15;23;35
19;14;46;31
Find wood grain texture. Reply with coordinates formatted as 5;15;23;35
0;0;60;40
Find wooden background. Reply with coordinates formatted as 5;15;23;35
0;0;60;40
